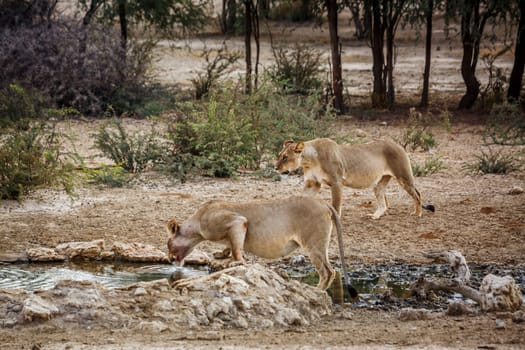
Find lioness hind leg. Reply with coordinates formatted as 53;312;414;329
397;178;423;216
307;249;336;290
371;175;391;219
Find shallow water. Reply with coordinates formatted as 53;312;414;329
0;261;207;291
290;263;525;305
0;261;523;307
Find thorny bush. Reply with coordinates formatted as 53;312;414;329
0;21;152;116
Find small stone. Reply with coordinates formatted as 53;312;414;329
508;186;524;195
134;287;147;296
290;255;305;265
495;319;506;329
512;310;525;323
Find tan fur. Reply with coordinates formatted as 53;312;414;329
166;195;346;290
276;138;425;219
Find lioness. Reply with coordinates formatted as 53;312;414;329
276;138;434;219
166;195;356;292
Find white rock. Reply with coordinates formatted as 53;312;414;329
480;274;523;312
22;295;59;321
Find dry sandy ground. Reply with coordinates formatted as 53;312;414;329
1;119;524;349
1;18;525;350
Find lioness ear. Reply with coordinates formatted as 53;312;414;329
283;139;294;148
166;219;179;237
294;141;305;153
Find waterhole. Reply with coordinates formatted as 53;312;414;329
0;261;207;291
1;261;523;307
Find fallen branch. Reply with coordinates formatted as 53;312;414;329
412;250;523;312
423;250;471;283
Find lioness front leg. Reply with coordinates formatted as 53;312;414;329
226;215;249;266
330;183;344;216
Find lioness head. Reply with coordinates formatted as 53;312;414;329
166;219;190;264
276;140;304;173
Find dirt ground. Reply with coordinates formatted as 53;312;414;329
1;18;525;350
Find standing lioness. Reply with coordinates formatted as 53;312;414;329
166;195;355;291
276;138;434;219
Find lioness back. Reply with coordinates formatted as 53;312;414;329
205;196;332;259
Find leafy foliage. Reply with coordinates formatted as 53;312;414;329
164;81;335;179
85;165;130;188
465;147;520;175
399;108;437;151
268;44;325;94
93;118;163;173
411;156;445;177
0;84;42;128
191;43;241;100
95;0;209;36
484;103;525;145
0;122;75;200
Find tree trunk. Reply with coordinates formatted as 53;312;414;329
349;1;366;39
118;0;128;52
508;0;525;102
369;0;386;108
253;0;260;91
244;0;252;94
79;1;103;72
386;26;395;109
458;0;481;110
326;0;345;113
258;0;270;18
420;0;433;108
221;0;237;34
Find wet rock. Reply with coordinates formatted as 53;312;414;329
0;252;29;263
0;264;332;330
290;255;306;265
55;240;105;260
184;250;210;265
25;248;66;262
22;295;59;321
480;274;523;312
111;242;168;262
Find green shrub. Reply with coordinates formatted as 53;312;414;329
191;44;241;100
93;118;163;173
399;108;437;151
85;165;130;188
269;0;318;22
268;44;324;94
465;147;520;175
484;103;525;146
0;84;42;128
411;156;445;177
164;81;335;179
0;121;75;200
166;95;256;178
